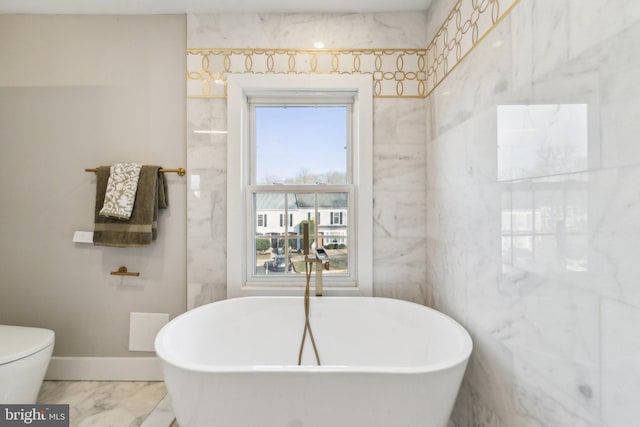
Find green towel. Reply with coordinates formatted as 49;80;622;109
93;165;168;247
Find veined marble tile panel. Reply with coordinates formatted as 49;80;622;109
530;0;570;83
373;280;428;306
509;1;533;94
463;242;601;419
497;104;589;182
427;108;498;190
372;237;426;283
373;190;426;238
372;236;426;303
601;298;640;426
452;381;511;427
424;238;468;323
426;188;466;244
588;233;640;309
373;143;426;191
186;142;227;175
512;357;605;427
455;326;517;427
505;19;640;172
598;22;640;107
187;100;228;172
587;167;640;235
426;123;469;191
567;0;640;61
424;0;459;50
186;174;226;238
187;282;227;310
428;17;512;139
498;167;640;309
504;283;600;418
187;234;227;285
532;21;640;170
456;184;503;255
429;2;640;177
187;13;428;49
601;96;640;169
187;98;227;134
373;98;426;146
426;184;502;259
505;175;589;279
524;0;640;105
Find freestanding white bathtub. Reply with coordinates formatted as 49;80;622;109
155;297;472;427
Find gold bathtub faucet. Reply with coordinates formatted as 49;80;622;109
299;223;327;365
305;248;330;296
302;223;330;296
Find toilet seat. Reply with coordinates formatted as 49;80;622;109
0;325;55;365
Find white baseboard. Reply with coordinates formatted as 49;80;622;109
45;357;163;381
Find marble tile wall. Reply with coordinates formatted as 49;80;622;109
424;0;520;96
426;0;640;425
186;13;429;308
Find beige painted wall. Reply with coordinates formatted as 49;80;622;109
0;15;187;357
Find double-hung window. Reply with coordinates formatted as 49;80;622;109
227;75;372;297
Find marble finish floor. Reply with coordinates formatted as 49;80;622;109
37;381;173;427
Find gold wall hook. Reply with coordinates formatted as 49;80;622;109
110;266;140;277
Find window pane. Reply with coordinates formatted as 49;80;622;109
253;191;349;278
254;193;286;275
253;192;303;276
290;193;315;253
318;192;348;275
325;238;348;276
254;106;348;184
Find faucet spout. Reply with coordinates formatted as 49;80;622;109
302;223;329;296
313;247;330;296
303;252;329;296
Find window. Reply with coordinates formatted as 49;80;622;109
279;213;293;228
227;74;372;297
251;104;350;278
330;212;343;225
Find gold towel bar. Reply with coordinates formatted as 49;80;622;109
85;167;186;176
111;266;140;277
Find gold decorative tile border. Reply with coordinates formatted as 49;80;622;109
425;0;521;96
187;48;427;98
186;0;520;99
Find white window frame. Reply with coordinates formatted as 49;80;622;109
227;74;372;297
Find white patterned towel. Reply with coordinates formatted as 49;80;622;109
99;163;142;220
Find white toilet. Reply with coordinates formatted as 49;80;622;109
0;325;55;404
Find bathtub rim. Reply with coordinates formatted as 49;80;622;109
155;296;473;375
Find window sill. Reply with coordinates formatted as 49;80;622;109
228;282;366;298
